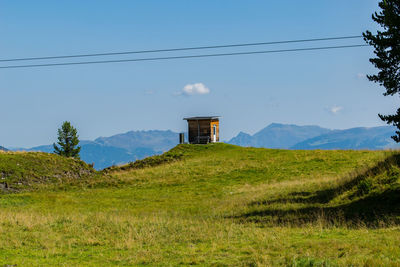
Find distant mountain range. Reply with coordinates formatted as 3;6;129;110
11;130;180;170
228;123;400;150
5;123;400;170
229;123;331;149
291;126;400;150
0;146;8;151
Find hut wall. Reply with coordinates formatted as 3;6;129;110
210;120;220;142
188;120;212;143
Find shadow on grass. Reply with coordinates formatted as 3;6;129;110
235;154;400;228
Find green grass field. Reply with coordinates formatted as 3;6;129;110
0;144;399;266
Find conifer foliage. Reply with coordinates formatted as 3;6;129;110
53;121;81;158
363;0;400;141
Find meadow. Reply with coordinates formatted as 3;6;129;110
0;144;399;266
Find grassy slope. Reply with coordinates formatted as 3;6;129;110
0;144;399;266
0;151;97;192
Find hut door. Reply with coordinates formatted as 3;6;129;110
213;125;217;142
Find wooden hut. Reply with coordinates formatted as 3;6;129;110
183;116;220;144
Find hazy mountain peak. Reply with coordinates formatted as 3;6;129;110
291;126;399;150
230;123;331;149
267;122;285;128
229;132;253;147
237;131;251;137
265;123;328;129
229;123;399;150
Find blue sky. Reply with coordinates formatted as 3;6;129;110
1;0;397;147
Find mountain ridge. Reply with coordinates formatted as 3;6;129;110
291;126;400;150
8;124;400;170
229;123;332;148
228;123;399;150
12;130;180;170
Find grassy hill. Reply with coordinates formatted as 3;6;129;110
0;151;98;192
0;144;399;266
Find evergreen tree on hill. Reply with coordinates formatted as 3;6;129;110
363;0;400;141
53;121;81;159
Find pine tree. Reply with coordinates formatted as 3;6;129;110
363;0;400;141
53;121;81;158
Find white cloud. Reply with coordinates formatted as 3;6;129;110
145;89;155;95
356;73;366;79
181;83;210;96
330;105;343;114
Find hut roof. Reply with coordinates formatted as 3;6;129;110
183;116;220;121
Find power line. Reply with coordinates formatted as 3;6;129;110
0;35;363;62
0;44;369;69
